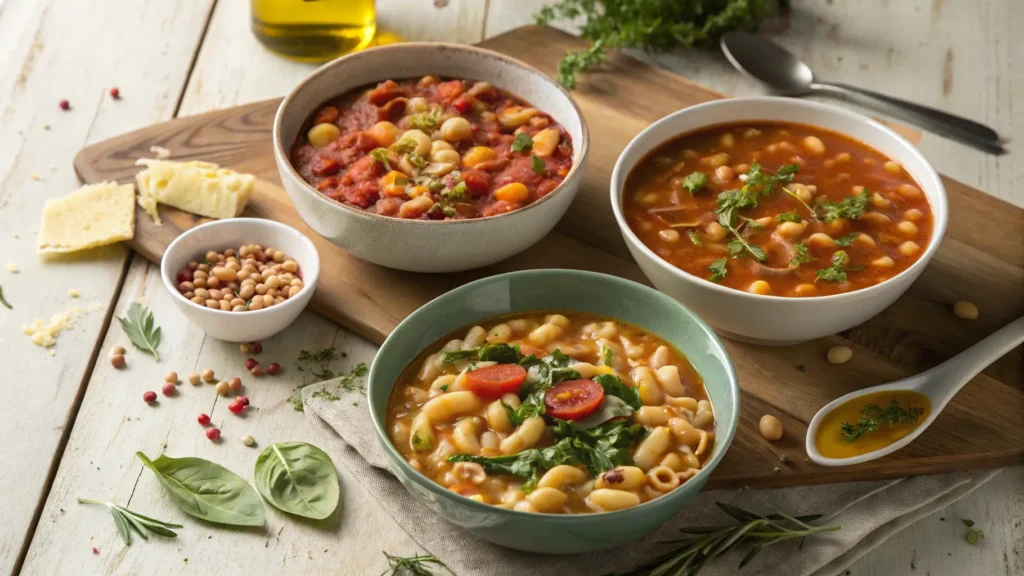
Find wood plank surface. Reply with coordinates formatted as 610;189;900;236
0;1;216;574
72;25;1024;492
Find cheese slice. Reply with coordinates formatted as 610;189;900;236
135;159;254;225
37;181;135;254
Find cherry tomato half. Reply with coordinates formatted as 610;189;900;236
544;379;605;421
464;364;527;398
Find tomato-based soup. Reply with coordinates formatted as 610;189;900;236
290;76;574;220
623;122;934;297
385;312;716;515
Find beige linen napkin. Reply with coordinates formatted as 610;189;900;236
303;381;999;576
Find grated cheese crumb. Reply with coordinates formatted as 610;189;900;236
43;124;51;130
68;289;80;298
89;302;104;311
30;173;41;181
12;233;20;239
149;145;172;160
7;262;18;273
48;350;56;357
23;311;76;347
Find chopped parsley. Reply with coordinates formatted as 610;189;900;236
407;111;440;132
369;148;391;171
681;171;707;194
511;132;534;153
439;384;449;392
833;233;862;247
289;350;366;411
601;345;613;366
816;250;852;283
707;257;728;282
408;152;427;169
531;154;546;174
687;230;703;247
391;137;418;155
777;212;802;223
818;190;871;222
789;242;815;267
962;519;985;545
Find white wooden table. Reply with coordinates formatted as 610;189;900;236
1;1;1021;574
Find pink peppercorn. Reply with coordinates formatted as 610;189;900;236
59;99;70;110
162;382;176;396
244;357;259;370
267;362;281;375
197;413;211;426
206;427;221;441
228;401;244;414
109;87;120;99
143;391;157;403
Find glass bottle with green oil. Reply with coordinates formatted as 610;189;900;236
251;0;376;63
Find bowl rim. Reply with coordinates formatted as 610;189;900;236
609;96;949;304
272;41;590;227
159;217;321;318
367;268;740;522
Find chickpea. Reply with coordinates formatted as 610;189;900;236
827;346;853;364
883;160;902;174
747;280;772;295
201;368;215;383
308;123;341;148
714;165;735;182
164;371;178;383
288;285;302;298
398;129;432;157
206;299;219;309
953;301;979;320
776;221;805;240
249;297;264;311
759;415;784;441
658;229;680;243
188;373;202;385
704;221;727;242
190;296;204;305
215;381;230;396
112;345;126;356
239;285;256;300
440;117;472;142
219;300;231;311
228;377;243;392
265;275;281;289
207;276;221;289
431;149;461;164
212;266;238;282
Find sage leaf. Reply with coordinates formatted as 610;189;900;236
136;452;265;526
254;442;340;520
118;302;161;361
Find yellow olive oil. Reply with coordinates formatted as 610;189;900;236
251;0;376;63
815;390;930;459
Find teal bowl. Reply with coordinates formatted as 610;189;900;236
368;269;740;553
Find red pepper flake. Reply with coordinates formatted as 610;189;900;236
59;99;70;110
92;547;99;554
109;87;120;99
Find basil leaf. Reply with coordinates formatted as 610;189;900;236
478;342;521;364
254;442;340;520
136;452;265;526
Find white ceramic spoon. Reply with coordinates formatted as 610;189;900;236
806;316;1024;466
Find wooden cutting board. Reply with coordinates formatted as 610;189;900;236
74;25;1024;489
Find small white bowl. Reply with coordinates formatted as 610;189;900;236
160;218;320;342
273;42;589;273
610;97;948;345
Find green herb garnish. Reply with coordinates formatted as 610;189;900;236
818;190;872;222
531;154;546;175
117;302;161;361
833;233;861;247
439;384;448;392
681;171;707;194
839;398;925;443
601;345;613;367
0;286;11;309
391;137;418;155
613;501;841;576
369;148;392;171
511;132;534;153
407;111;440;132
535;0;776;89
77;498;182;544
380;552;446;576
962;519;985;545
713;162;796;262
777;212;802;223
707;257;728;282
408;152;427;169
816;250;852;283
789;242;815;267
687;229;703;247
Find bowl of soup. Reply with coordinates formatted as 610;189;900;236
274;42;588;273
367;269;739;553
611;97;948;345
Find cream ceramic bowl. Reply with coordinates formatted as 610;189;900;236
273;43;589;273
610;97;948;345
160;218;320;342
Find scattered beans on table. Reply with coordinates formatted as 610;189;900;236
267;362;281;375
228;377;243;392
245;358;259;370
59;99;70;110
215;381;230;396
109;87;120;99
827;346;853;364
241;434;256;447
161;382;176;396
110;354;126;369
250;342;263;354
175;245;304;311
953;301;979;320
238;396;250;407
143;391;157;404
164;371;178;383
206;427;221;441
228;401;245;414
197;413;211;426
250;365;264;377
759;414;784;441
112;345;126;356
201;368;215;383
188;372;202;385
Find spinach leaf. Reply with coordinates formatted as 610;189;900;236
449;437;584;491
253;442;340;520
503;349;581;424
572;396;635;429
681;171;707;194
593;373;641;410
439;349;478;364
136;452;265;526
550;419;646;476
441;343;522;365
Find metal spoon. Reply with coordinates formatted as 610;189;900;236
720;32;1006;154
805;316;1024;466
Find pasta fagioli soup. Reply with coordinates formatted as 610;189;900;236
385;312;716;515
622;121;934;297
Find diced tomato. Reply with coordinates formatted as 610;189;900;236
461;170;491;196
537;179;560;197
464;364;527;398
313;105;340;125
342;181;380;208
311;156;341;176
544;379;604;421
452;95;473;114
374;196;403;216
342;156;383;185
315;177;339;192
435;80;465;102
368;80;406;106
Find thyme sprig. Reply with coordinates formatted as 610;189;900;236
840;399;925;443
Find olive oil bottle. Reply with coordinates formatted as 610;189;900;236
251;0;376;63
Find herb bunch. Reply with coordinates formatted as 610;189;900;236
840;398;925;443
614;502;840;576
380;552;447;576
78;498;182;545
535;0;777;89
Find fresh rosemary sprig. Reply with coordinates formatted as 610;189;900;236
117;302;161;361
380;552;447;576
613;502;840;576
78;497;182;545
840;399;925;443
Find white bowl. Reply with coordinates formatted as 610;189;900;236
273;42;589;273
610;97;948;345
160;218;320;342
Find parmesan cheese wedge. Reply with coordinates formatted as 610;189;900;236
135;159;254;225
37;181;135;254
